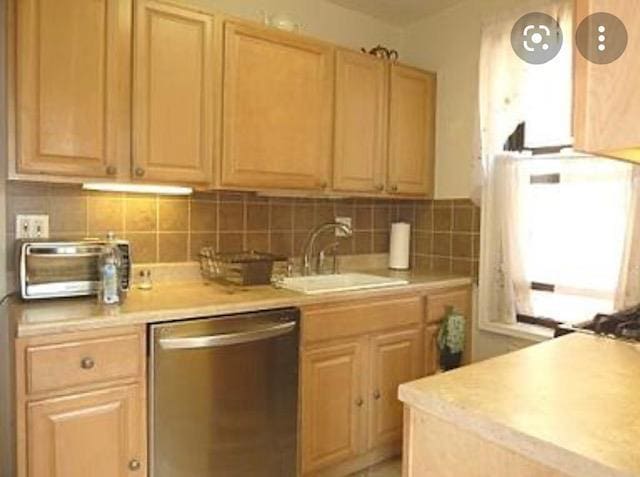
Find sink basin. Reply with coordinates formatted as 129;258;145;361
278;273;409;295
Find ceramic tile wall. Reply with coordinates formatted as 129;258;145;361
5;182;481;275
413;199;481;277
5;183;409;266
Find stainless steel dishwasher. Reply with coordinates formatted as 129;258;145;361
150;308;299;477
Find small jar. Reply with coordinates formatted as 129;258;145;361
138;269;153;291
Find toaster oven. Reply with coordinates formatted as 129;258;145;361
18;239;132;300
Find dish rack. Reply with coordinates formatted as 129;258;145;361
199;249;287;285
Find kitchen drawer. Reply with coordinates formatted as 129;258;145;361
302;295;423;344
24;332;143;396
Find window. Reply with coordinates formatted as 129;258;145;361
515;156;632;325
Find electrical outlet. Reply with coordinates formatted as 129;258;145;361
16;215;49;239
335;217;352;237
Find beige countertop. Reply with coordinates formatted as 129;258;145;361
399;333;640;477
10;269;471;338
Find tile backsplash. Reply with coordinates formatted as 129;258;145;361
5;182;481;276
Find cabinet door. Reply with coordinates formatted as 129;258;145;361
388;65;436;196
133;0;215;185
301;339;367;474
27;385;146;477
16;0;131;178
369;327;423;449
574;1;640;162
424;323;441;376
426;287;472;364
222;22;333;190
333;50;387;193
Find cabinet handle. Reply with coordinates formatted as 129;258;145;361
80;357;95;370
106;165;117;176
375;184;384;192
373;390;381;400
355;397;364;407
390;184;398;192
128;459;141;471
134;167;146;178
319;181;328;190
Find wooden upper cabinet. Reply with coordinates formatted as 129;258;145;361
574;0;640;162
133;0;216;185
333;50;387;193
15;0;131;178
369;327;423;450
301;339;367;475
388;65;436;196
27;385;145;477
221;22;334;190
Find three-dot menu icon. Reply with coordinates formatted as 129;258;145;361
576;12;627;64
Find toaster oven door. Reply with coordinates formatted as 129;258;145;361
20;243;105;299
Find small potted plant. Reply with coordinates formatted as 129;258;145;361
437;306;466;371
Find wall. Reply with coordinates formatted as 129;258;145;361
4;183;423;268
401;0;547;199
192;0;403;51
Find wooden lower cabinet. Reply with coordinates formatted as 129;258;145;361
426;286;473;366
27;385;146;477
369;328;423;449
300;295;426;476
301;339;368;474
16;326;147;477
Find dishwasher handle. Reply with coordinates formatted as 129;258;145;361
158;320;296;350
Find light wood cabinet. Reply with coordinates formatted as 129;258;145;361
301;295;425;476
333;50;387;193
14;0;131;178
574;0;640;163
27;385;145;477
369;327;423;450
15;326;147;477
133;0;216;185
221;22;334;190
426;286;473;369
388;65;436;196
11;1;437;194
301;339;367;474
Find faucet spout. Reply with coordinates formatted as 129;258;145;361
301;222;353;276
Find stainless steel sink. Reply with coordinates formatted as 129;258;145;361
277;273;409;295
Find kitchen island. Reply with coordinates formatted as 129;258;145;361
399;333;640;477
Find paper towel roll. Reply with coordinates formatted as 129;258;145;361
389;222;411;270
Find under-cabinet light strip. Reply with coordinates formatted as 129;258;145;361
82;182;193;196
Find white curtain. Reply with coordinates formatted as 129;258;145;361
477;0;572;324
480;154;532;324
472;0;573;205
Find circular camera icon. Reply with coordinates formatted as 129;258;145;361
576;13;627;64
511;12;563;65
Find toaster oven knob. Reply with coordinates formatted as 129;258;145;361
128;459;141;471
80;357;95;370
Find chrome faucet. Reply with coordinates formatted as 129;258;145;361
301;222;353;276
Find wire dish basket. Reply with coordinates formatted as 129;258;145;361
199;249;287;286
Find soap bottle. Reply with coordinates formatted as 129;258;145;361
99;248;120;305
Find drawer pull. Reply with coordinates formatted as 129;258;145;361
129;459;141;471
80;357;95;370
373;390;381;400
355;397;364;407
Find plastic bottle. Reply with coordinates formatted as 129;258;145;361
100;249;120;305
